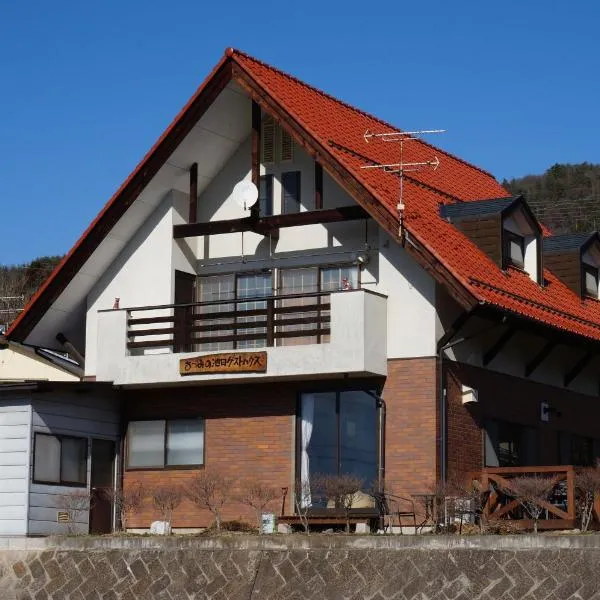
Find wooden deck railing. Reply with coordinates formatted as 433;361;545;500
126;291;333;353
478;465;576;530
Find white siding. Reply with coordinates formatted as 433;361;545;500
0;398;32;536
28;392;119;536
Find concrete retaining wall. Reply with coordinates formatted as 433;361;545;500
1;535;600;599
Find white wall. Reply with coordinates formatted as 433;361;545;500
0;345;79;382
28;392;120;536
85;191;181;375
0;397;32;536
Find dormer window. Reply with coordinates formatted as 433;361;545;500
583;263;599;298
441;195;542;284
503;230;525;270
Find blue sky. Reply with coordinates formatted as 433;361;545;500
1;1;599;265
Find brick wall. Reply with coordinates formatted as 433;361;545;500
446;361;600;482
383;358;438;497
122;383;297;528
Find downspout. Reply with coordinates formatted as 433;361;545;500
366;390;386;493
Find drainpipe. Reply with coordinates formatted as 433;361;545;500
366;390;386;493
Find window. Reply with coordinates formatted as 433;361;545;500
197;274;235;352
261;116;275;164
33;433;87;486
126;418;204;469
485;420;537;467
299;390;377;507
236;272;273;349
282;171;301;214
280;128;294;162
259;175;274;216
583;263;599;298
560;433;597;466
503;230;525;269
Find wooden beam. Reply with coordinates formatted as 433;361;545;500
188;162;198;223
173;205;369;239
482;328;515;366
251;100;261;220
524;340;555;377
564;352;593;387
315;162;323;209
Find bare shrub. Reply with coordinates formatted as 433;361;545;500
151;485;183;533
102;483;146;531
237;481;278;533
313;473;364;533
575;466;600;532
185;471;231;531
293;478;312;534
507;475;555;534
57;489;91;535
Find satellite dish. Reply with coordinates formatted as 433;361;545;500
233;180;258;211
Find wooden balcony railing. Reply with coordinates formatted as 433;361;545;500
478;465;576;530
126;291;333;353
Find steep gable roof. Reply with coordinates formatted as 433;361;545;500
8;48;600;347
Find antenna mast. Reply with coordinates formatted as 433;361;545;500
361;128;445;241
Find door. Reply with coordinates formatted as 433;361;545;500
89;439;115;534
174;270;196;352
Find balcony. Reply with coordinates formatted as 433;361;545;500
95;289;387;386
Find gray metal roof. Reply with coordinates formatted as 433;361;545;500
543;232;596;254
440;196;519;221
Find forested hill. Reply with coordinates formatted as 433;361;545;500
503;163;600;234
0;256;62;331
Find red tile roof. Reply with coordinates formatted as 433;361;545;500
232;49;600;343
8;48;600;345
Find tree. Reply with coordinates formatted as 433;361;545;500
575;466;600;532
151;485;183;533
507;475;555;534
57;490;91;535
313;473;364;533
103;483;146;531
293;478;312;534
185;471;231;531
237;481;279;533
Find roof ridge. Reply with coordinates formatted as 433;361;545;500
228;47;501;183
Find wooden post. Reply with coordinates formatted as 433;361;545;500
189;162;198;223
566;466;576;521
251;101;261;220
315;161;323;209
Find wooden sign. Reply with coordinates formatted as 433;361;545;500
180;351;267;375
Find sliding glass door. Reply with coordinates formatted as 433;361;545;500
299;390;377;507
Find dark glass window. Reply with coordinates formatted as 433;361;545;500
485;420;537;467
503;230;525;269
583;264;599;298
33;433;87;486
299;390;377;507
259;175;274;216
282;171;301;214
126;418;204;469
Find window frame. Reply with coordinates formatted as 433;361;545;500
32;432;88;487
503;229;526;270
125;417;206;471
295;384;381;510
259;174;274;217
281;170;302;214
582;263;599;299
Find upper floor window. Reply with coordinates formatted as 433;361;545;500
126;418;204;469
501;203;541;283
259;175;273;216
503;230;525;269
282;171;301;214
583;263;599;298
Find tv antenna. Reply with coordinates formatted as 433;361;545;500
361;128;445;240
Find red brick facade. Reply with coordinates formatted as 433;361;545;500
382;358;439;497
121;359;444;529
